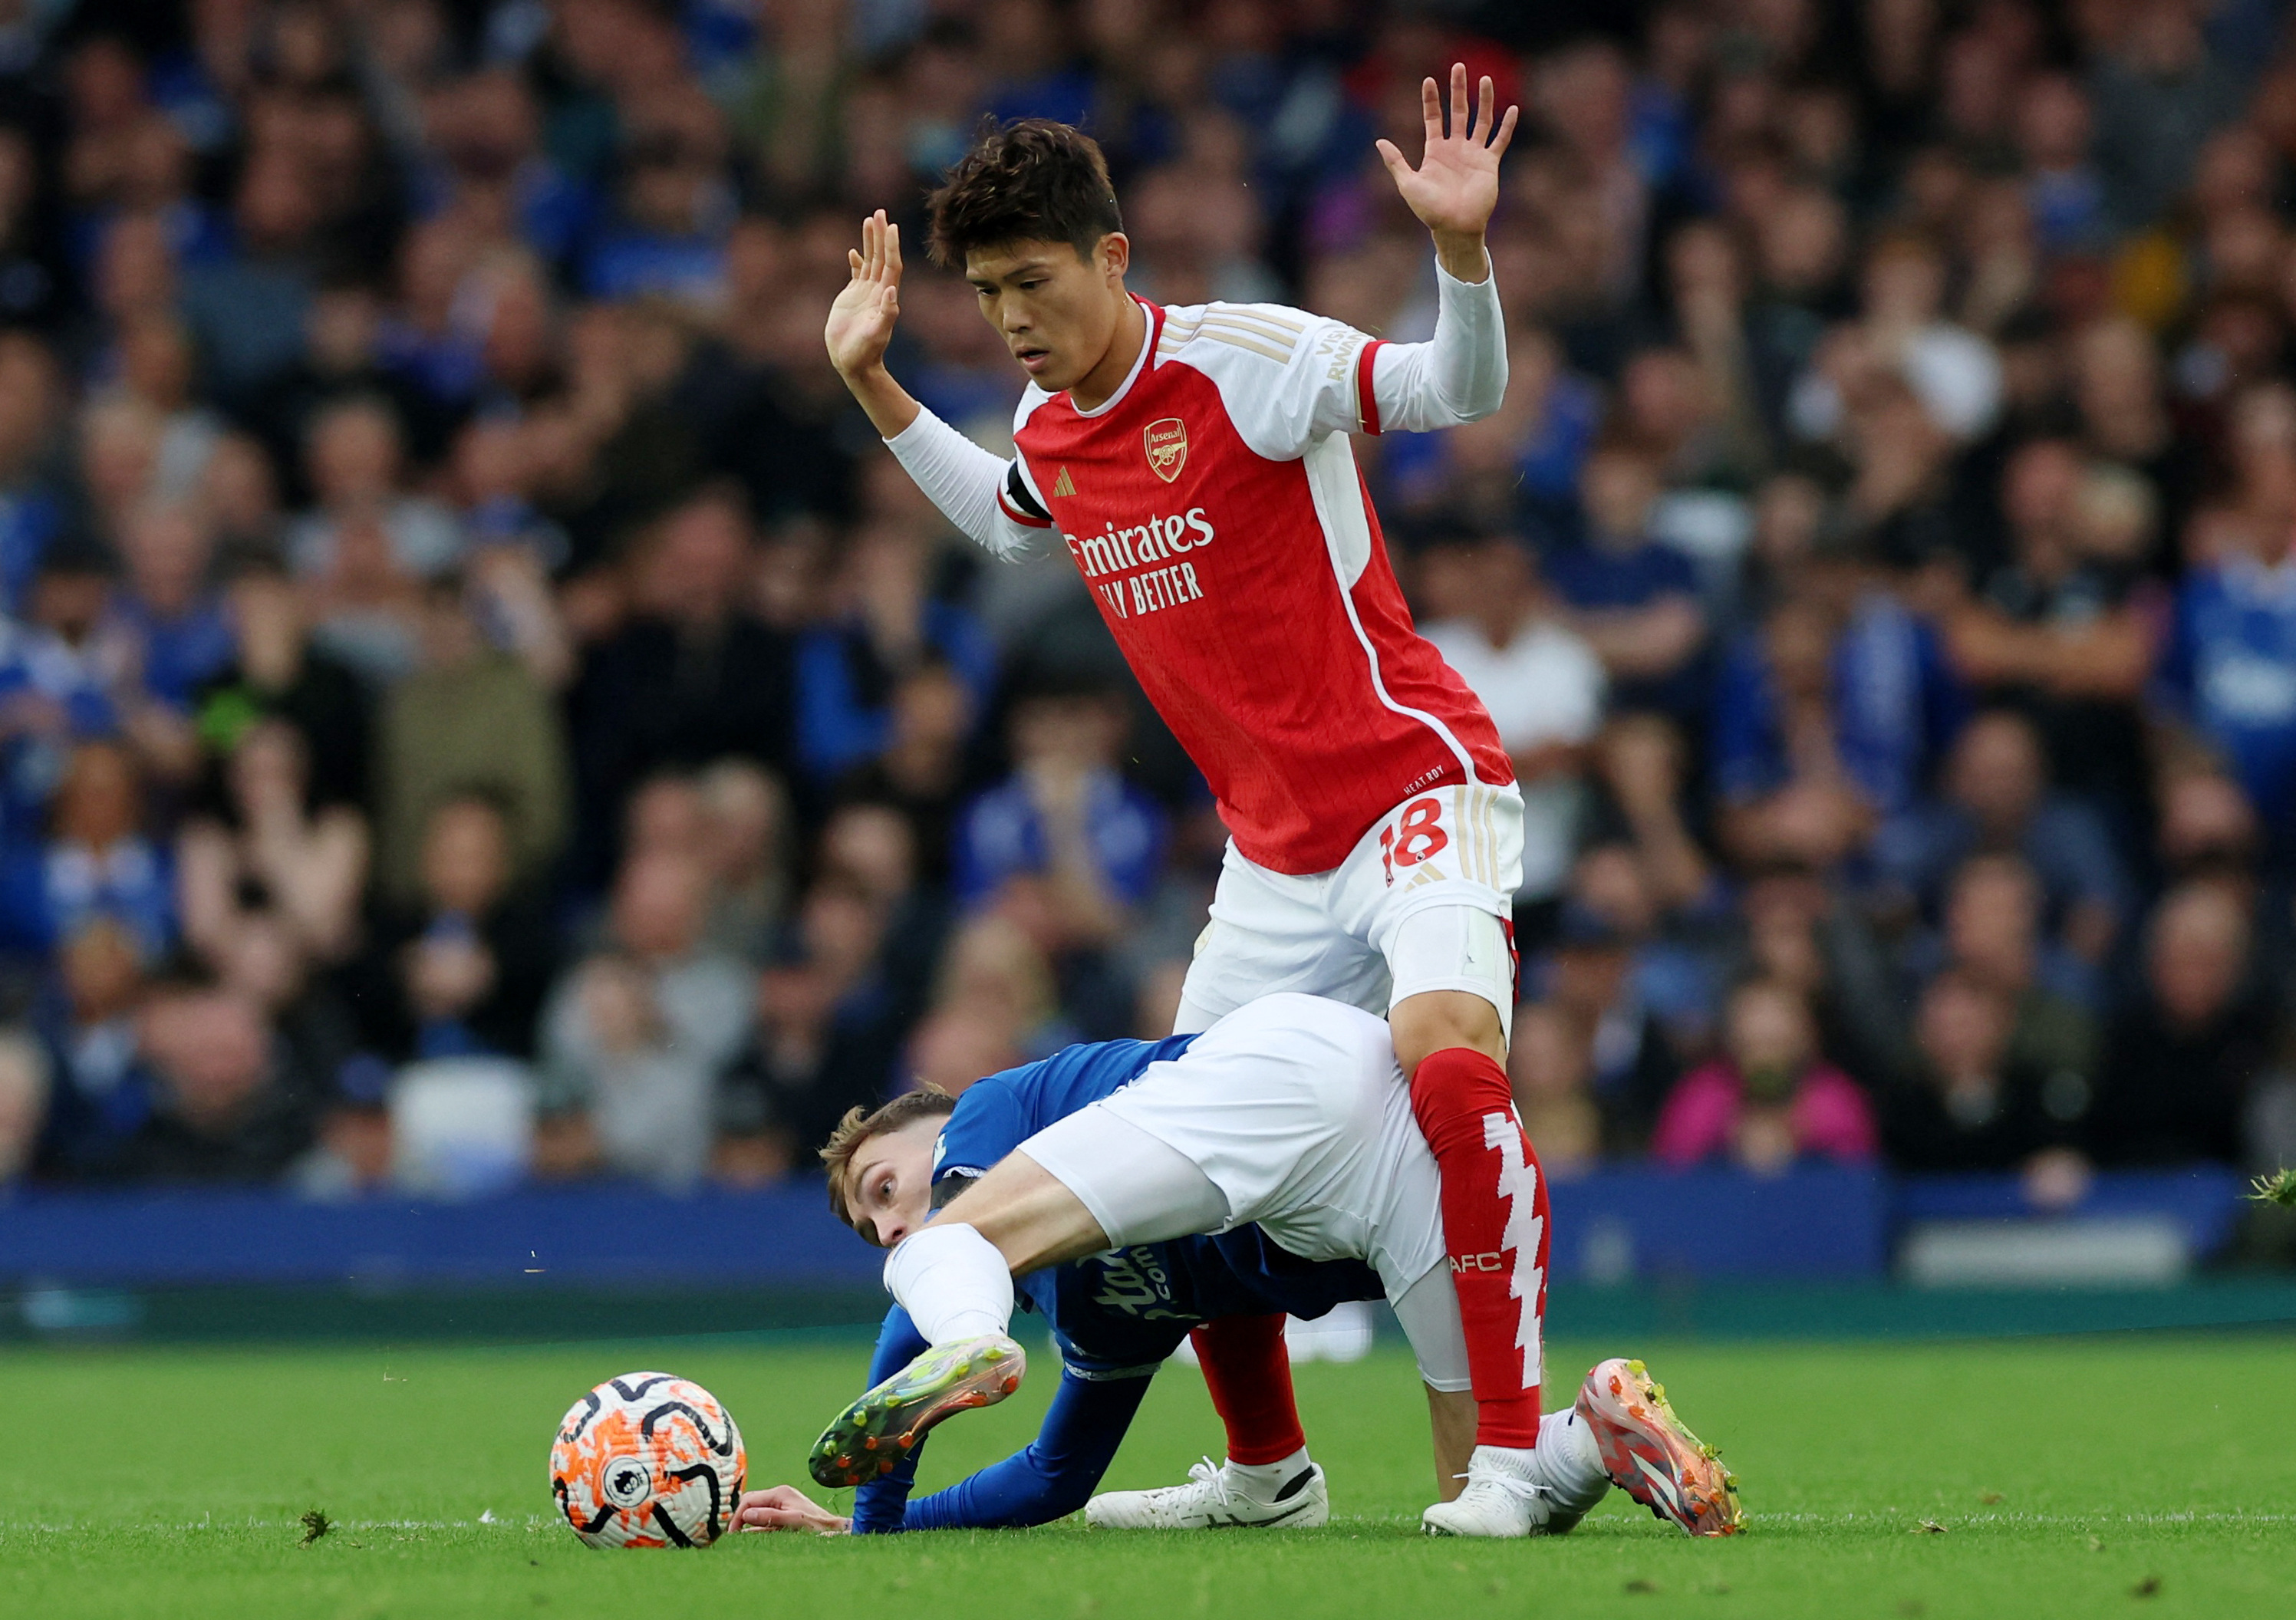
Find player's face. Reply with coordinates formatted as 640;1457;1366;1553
964;235;1132;393
846;1118;940;1247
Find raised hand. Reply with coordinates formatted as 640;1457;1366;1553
825;209;904;380
1375;63;1518;277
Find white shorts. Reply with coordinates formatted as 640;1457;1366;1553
1017;993;1448;1309
1175;782;1523;1039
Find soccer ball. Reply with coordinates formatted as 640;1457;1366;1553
550;1371;746;1548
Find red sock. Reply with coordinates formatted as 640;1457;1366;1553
1191;1314;1307;1465
1408;1046;1548;1450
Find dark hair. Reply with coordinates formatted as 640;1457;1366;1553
927;118;1122;269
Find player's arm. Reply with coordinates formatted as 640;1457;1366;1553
898;1365;1155;1530
825;210;1052;560
1364;64;1516;433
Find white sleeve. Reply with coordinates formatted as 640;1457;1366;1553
881;407;1056;561
1171;259;1507;462
1367;258;1507;434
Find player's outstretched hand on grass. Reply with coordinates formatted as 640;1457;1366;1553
1376;62;1517;278
733;1484;852;1536
825;209;904;380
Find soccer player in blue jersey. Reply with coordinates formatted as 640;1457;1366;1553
729;993;1739;1539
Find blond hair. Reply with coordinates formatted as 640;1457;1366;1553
819;1087;957;1234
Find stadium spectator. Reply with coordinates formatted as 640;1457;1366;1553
1935;441;2160;812
104;500;232;709
832;662;975;885
1649;977;1878;1174
117;978;316;1183
285;396;463;585
1722;861;1906;1094
0;331;64;617
718;870;903;1178
796;521;994;785
1544;438;1708;717
1873;709;2131;965
374;572;569;903
568;488;795;882
34;917;150;1177
535;847;751;1190
2091;882;2281;1167
2156;496;2296;868
0;1030;48;1186
176;719;368;970
953;681;1165;947
196;553;370;810
351;791;556;1065
1533;904;1680;1154
0;739;171;960
1918;854;2102;1098
1879;967;2093;1198
1507;1000;1602;1176
692;758;792;966
1418;530;1606;913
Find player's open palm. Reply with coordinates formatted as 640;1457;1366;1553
1377;63;1517;242
825;209;904;379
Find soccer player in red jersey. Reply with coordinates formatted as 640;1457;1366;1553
827;66;1549;1535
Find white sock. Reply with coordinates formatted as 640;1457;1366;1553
1532;1408;1607;1498
1224;1447;1312;1495
882;1223;1013;1344
1470;1444;1540;1483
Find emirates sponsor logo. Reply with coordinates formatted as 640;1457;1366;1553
1063;507;1215;580
1143;417;1188;482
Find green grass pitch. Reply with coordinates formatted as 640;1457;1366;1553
2;1332;2291;1619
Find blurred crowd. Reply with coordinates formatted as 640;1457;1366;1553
0;0;2292;1217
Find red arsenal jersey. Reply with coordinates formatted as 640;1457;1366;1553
994;297;1513;876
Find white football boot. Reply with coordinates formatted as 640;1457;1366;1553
1085;1457;1329;1529
1420;1448;1554;1538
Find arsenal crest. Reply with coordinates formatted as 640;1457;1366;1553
1144;417;1188;482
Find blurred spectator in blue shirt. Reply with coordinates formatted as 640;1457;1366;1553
180;149;318;401
2017;74;2109;255
954;682;1167;924
2156;522;2296;861
374;219;486;425
798;524;994;784
579;121;733;310
0;739;172;960
105;501;234;709
1874;709;2132;967
0;332;66;614
1713;583;1966;871
1547;440;1709;718
31;918;146;1179
416;69;594;272
0;545;125;845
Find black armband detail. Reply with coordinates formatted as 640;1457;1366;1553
1004;464;1051;523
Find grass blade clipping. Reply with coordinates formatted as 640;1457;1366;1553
2249;1169;2296;1209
